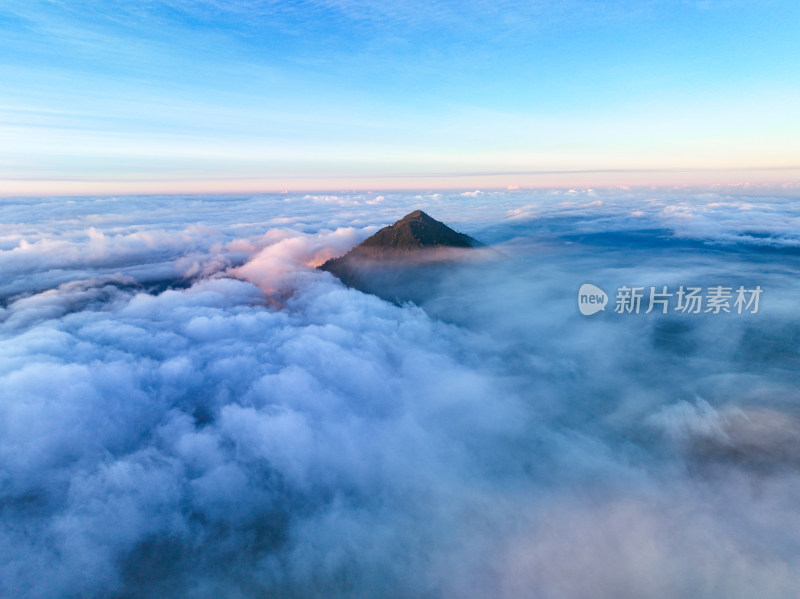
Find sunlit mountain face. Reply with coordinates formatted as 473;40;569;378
2;189;800;598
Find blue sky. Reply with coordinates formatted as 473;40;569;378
1;0;799;194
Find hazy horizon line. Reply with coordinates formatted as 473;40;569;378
3;166;800;198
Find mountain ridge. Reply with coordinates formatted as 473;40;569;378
319;210;482;270
317;210;486;299
356;209;482;253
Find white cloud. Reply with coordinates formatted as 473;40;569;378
1;190;800;597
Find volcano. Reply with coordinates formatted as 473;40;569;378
318;210;490;302
354;209;481;252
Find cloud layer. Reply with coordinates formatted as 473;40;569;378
1;189;800;598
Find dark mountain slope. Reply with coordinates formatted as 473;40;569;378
318;210;493;303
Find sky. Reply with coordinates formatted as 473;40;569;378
1;0;799;195
2;189;800;597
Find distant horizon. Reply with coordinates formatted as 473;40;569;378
3;165;800;198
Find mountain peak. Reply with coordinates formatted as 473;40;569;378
399;209;431;221
317;210;490;300
358;210;480;252
324;210;484;259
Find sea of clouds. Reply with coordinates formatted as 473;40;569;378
2;188;800;598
